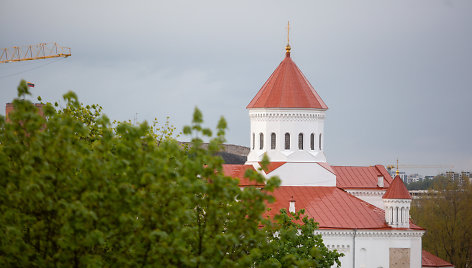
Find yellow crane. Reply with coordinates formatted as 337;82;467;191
0;42;71;64
386;159;453;175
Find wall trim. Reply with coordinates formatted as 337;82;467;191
315;229;425;238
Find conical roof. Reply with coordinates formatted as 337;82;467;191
247;52;328;109
382;176;412;199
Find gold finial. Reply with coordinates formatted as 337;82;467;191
285;21;291;54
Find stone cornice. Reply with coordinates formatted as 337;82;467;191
314;229;424;238
326;244;350;253
383;199;411;205
249;111;325;121
346;189;386;196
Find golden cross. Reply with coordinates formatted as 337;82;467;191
287;21;290;45
285;21;292;54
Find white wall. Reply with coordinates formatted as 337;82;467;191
383;199;411;229
246;108;327;163
267;162;336;186
346;189;386;209
316;229;424;268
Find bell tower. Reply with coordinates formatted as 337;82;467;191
246;32;328;164
245;26;336;186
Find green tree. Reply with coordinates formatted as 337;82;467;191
0;80;341;267
406;178;434;190
410;175;472;267
257;209;343;267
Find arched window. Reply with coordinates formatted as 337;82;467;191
360;248;367;268
259;133;264;150
390;207;393;223
310;133;315;150
285;133;290;150
271;133;276;150
298;133;303;150
319;134;322;150
252;133;255;150
401;207;404;223
396;207;399;223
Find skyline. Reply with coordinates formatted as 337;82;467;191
1;0;471;175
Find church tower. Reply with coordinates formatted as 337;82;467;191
245;29;336;186
246;41;328;164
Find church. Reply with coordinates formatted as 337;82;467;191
222;42;454;268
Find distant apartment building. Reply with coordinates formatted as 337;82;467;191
461;171;470;179
443;171;471;184
407;173;423;184
388;170;408;183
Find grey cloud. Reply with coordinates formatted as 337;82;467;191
1;0;471;175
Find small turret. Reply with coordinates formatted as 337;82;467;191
382;176;412;228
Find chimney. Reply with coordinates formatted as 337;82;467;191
5;103;14;122
5;103;44;122
377;175;384;188
289;196;296;213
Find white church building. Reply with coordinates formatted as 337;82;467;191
222;43;454;268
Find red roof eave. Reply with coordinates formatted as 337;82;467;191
422;250;455;267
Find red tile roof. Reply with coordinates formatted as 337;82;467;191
422;250;454;267
222;165;424;230
333;165;393;189
266;186;420;229
246;54;328;109
222;164;264;187
383;176;412;199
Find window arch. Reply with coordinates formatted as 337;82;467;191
319;134;322;150
271;133;276;150
298;133;303;150
259;133;264;150
252;133;255;150
310;133;315;150
360;248;367;268
285;133;290;150
390;207;393;223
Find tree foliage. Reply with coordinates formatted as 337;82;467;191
410;176;472;267
406;177;435;190
0;80;341;267
257;209;343;267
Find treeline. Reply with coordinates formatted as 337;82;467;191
406;178;435;190
406;175;470;190
406;176;443;190
410;176;472;267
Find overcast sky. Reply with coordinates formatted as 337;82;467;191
1;0;471;175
